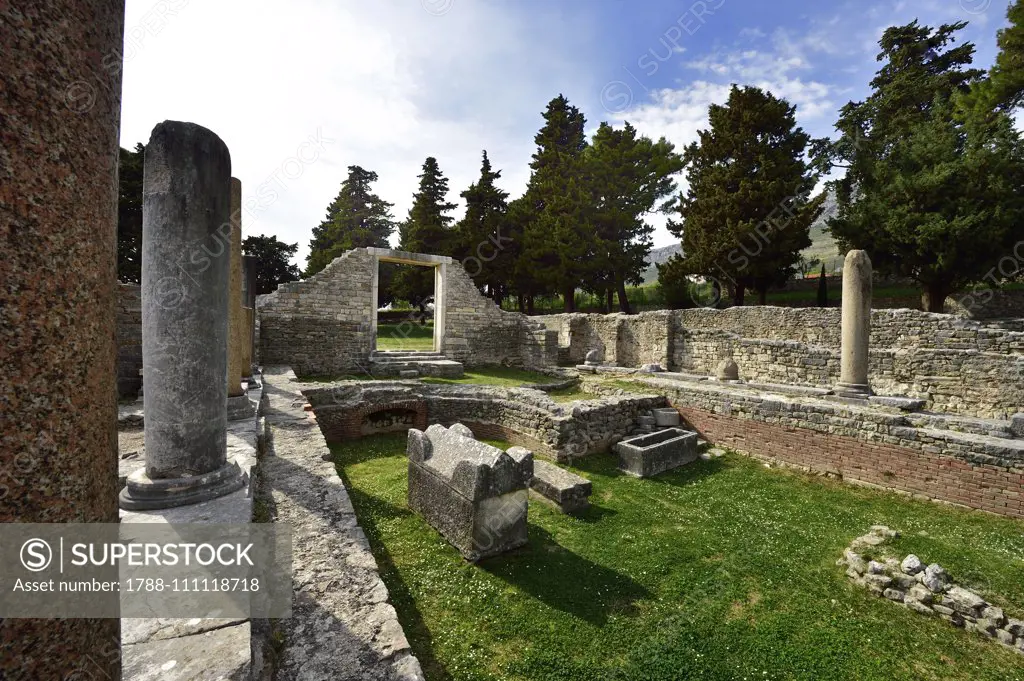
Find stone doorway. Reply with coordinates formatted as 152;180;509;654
368;248;450;353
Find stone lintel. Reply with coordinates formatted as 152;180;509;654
367;247;452;266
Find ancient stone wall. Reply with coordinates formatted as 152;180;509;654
117;283;143;398
256;248;556;376
549;307;1024;419
442;262;558;367
257;249;376;376
302;381;665;462
585;377;1024;520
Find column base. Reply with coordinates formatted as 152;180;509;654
227;394;256;421
119;460;245;510
833;382;873;398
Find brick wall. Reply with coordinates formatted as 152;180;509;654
612;377;1024;520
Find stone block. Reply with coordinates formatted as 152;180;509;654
652;408;681;427
530;459;592;514
900;554;924;575
1011;413;1024;438
946;586;986;615
407;425;532;561
614;428;699;478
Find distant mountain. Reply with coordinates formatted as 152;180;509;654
640;243;682;283
641;189;842;284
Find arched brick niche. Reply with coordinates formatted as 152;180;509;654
315;399;427;443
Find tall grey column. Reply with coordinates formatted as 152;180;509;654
120;121;244;509
242;255;258;379
1;2;124;677
835;249;873;398
227;177;245;397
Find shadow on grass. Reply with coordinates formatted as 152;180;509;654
335;462;455;681
575;502;618;523
480;524;652;626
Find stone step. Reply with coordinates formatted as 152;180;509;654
368;358;464;379
371;350;445;359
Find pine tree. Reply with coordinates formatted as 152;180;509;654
827;20;1024;311
453;151;511;303
586;122;683;313
393;157;457;311
517;95;592;312
670;85;822;306
306;165;395;276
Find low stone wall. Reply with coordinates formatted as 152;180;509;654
608;375;1024;520
117;283;142;398
301;381;666;463
947;286;1024;320
839;526;1024;655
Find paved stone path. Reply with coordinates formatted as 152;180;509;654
261;366;423;681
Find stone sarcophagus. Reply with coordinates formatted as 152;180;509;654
614;428;699;478
407;424;533;561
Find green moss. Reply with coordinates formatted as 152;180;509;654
332;433;1024;681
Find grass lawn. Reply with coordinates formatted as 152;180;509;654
421;366;559;388
333;433;1024;681
378;321;435;351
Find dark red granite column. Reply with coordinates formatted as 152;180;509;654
0;2;124;679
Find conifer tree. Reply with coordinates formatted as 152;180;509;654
668;85;822;306
453;151;511;304
306;165;394;276
393;157;457;312
827;20;1024;311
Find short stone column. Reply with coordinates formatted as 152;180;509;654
120;121;244;510
1;2;125;676
835;249;873;398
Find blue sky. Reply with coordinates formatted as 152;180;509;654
119;0;1013;265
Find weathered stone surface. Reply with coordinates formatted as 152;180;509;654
906;599;934;615
407;424;532;560
981;605;1006;626
1006;617;1024;636
996;629;1016;646
901;554;924;575
867;560;886;575
1012;413;1024;438
122;621;251;681
883;588;905;602
922;564;950;593
449;423;476;439
892;572;917;589
1;2;125;677
120;121;244;511
585;349;602;366
530;459;592;514
652;407;681;427
716;357;739;381
843;549;867;574
614;428;699;478
262;367;423;680
227;177;245;398
907;584;933;605
946;586;986;614
639;363;664;373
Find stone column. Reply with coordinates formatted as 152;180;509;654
835;249;873;398
0;2;124;678
119;121;244;510
227;178;245;395
226;179;255;418
242;255;258;380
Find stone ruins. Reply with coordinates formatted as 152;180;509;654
5;4;1024;679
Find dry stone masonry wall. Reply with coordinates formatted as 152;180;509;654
839;526;1024;655
117;283;143;398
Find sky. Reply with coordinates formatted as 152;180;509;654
119;0;1014;267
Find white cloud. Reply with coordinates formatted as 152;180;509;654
119;0;594;266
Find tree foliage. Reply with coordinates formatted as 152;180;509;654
452;151;511;303
393;157;457;308
668;85;822;306
242;234;301;295
517;95;592;312
306;165;395;277
586;122;683;313
117;143;145;283
826;20;1024;311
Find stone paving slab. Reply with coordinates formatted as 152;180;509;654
261;366;424;681
120;620;251;680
